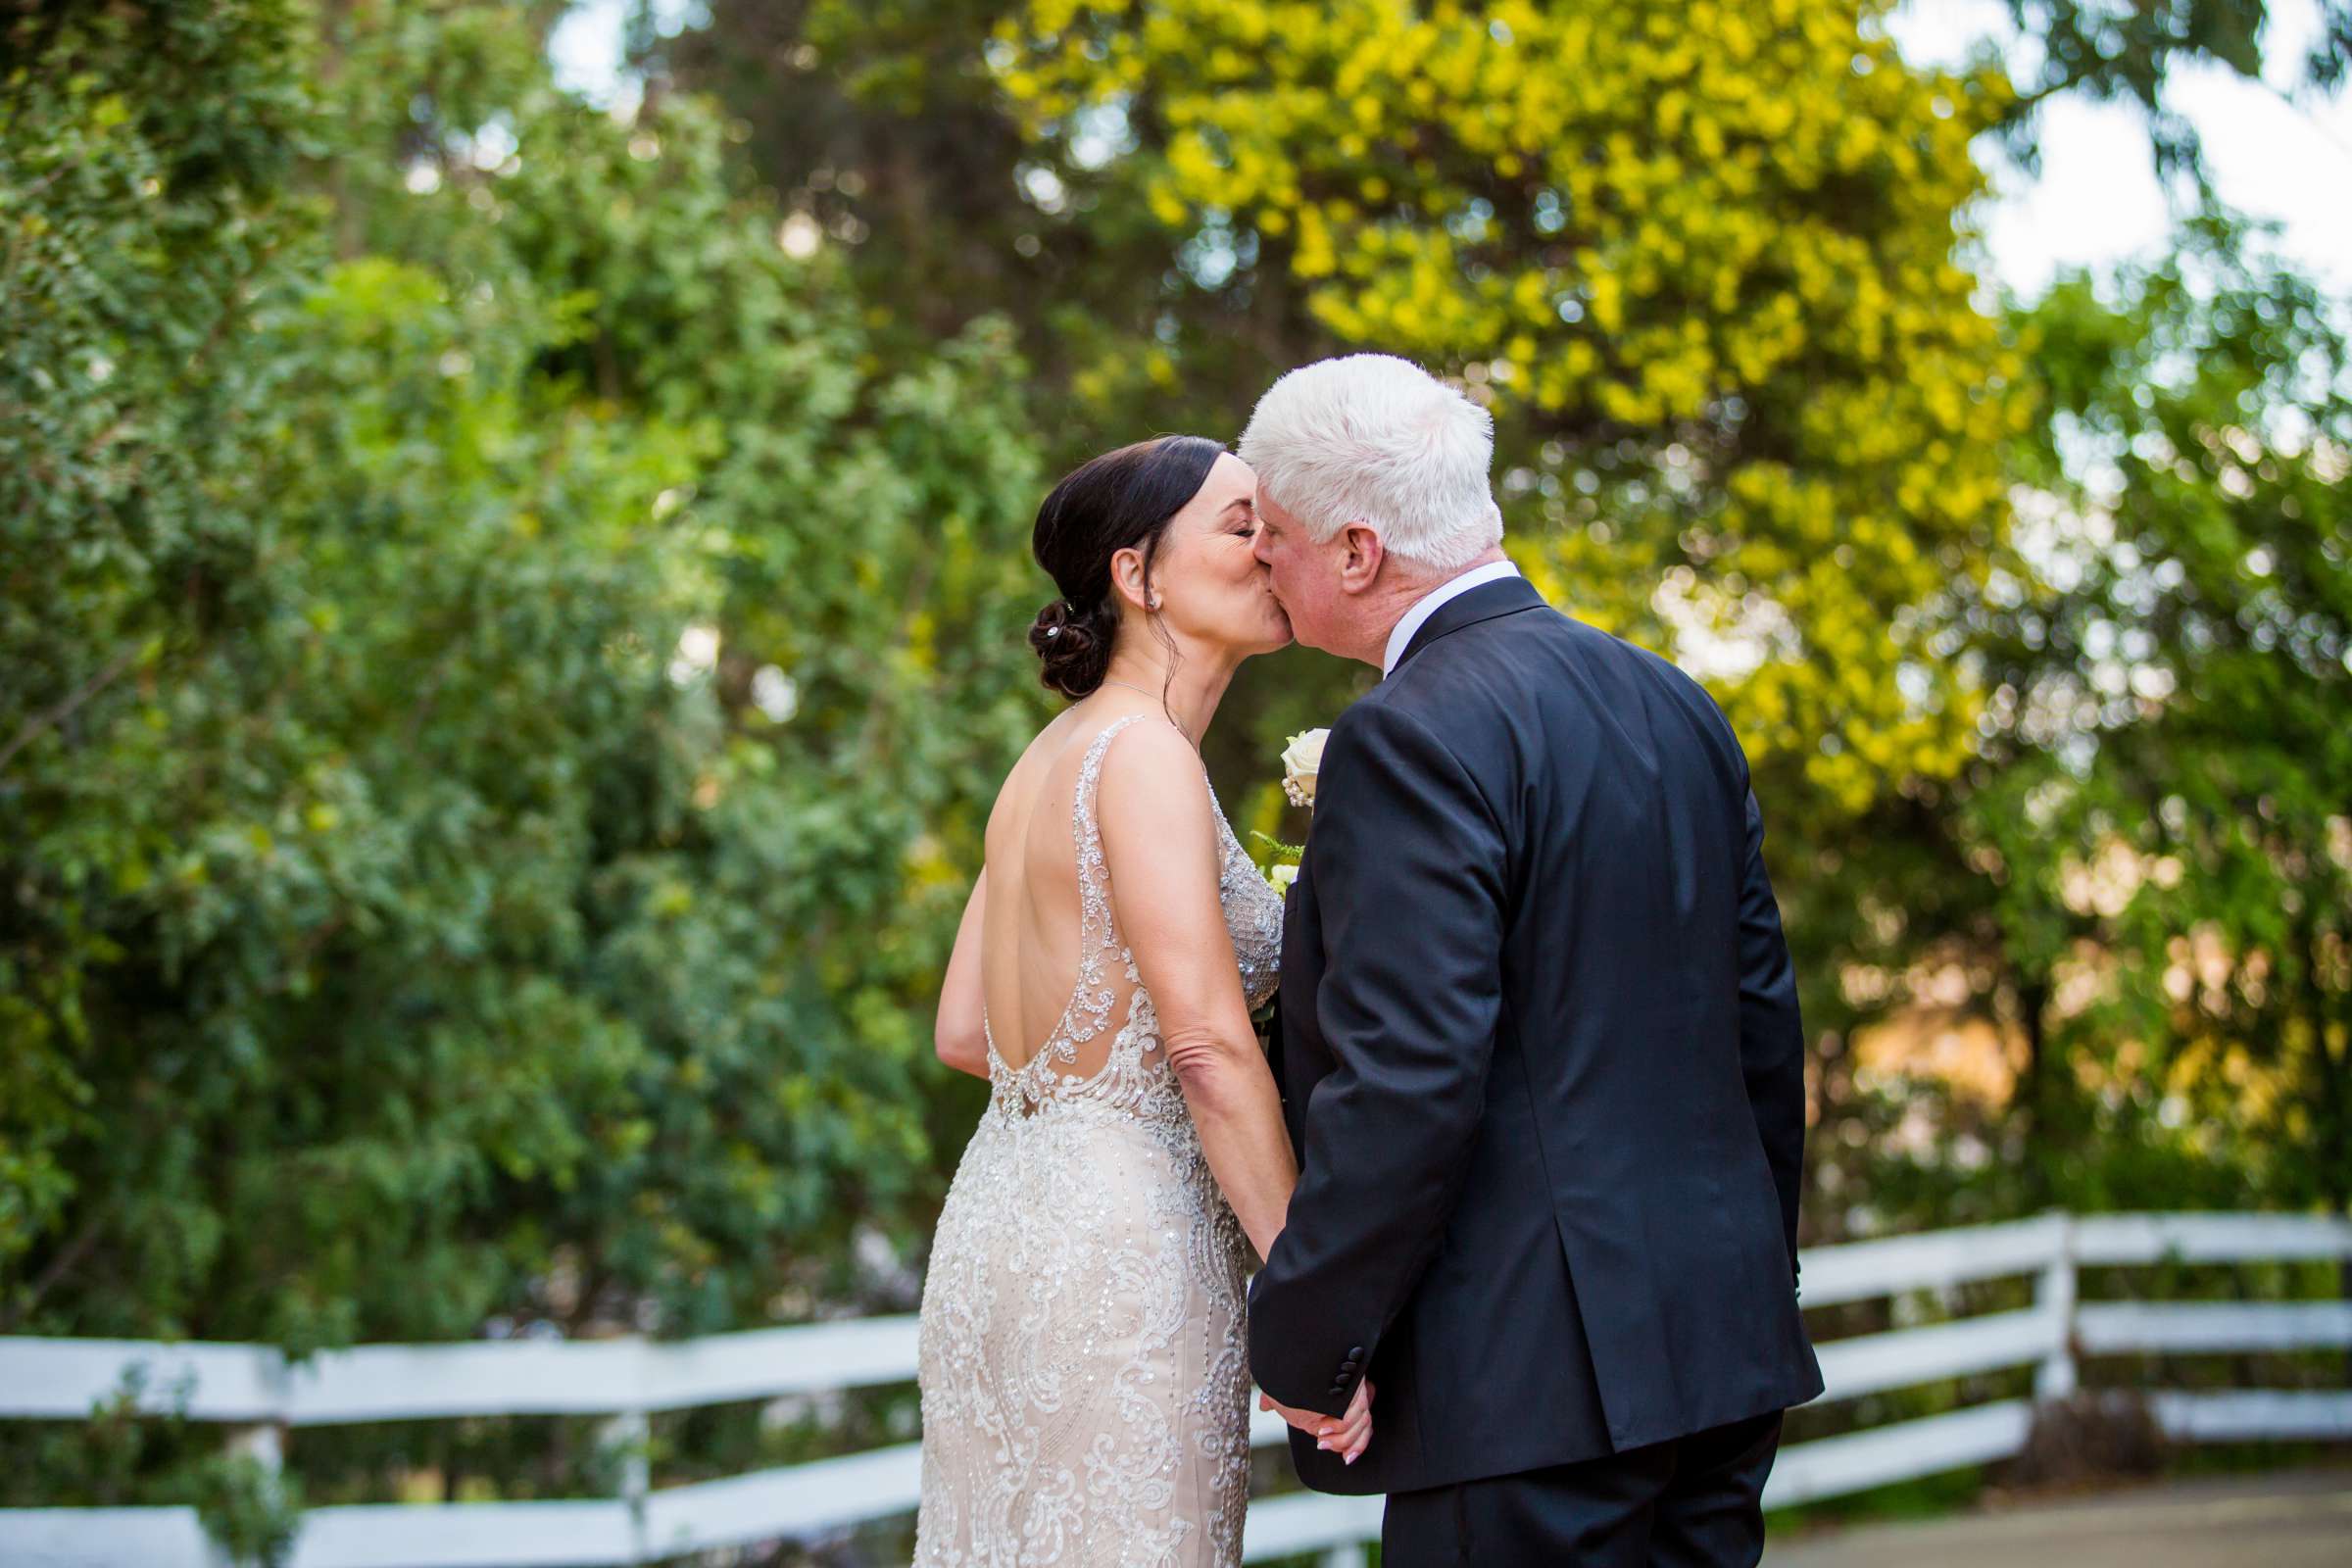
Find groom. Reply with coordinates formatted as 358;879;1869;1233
1240;355;1822;1565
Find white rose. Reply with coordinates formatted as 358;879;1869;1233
1267;861;1298;895
1281;727;1328;808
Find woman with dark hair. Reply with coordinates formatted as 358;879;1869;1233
913;437;1367;1565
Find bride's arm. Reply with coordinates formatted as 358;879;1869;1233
934;872;990;1080
1097;723;1298;1261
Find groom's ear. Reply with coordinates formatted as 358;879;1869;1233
1337;522;1385;595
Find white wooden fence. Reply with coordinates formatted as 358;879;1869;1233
3;1211;2348;1568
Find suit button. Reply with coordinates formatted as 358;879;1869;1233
1340;1359;1358;1373
1348;1346;1365;1359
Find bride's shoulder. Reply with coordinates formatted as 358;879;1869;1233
1090;712;1214;832
987;709;1198;824
1090;708;1200;772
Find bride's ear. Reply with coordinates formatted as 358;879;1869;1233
1108;545;1153;612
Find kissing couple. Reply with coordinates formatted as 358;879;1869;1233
912;354;1823;1567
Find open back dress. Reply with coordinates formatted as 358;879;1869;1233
913;715;1286;1567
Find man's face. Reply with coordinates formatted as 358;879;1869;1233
1250;486;1353;656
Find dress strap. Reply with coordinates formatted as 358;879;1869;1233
1059;714;1149;1058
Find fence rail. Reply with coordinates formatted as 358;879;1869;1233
3;1210;2347;1567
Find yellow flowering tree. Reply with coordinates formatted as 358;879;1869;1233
999;0;2028;819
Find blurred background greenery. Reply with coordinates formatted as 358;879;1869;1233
3;0;2347;1556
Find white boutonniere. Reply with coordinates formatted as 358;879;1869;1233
1254;725;1326;897
1280;727;1328;809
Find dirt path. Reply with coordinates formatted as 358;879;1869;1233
1770;1467;2352;1567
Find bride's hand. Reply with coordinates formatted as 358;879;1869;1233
1259;1377;1374;1465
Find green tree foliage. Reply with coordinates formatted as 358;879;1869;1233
655;3;2038;834
2;0;1043;1370
1778;0;2352;1242
1786;216;2352;1245
997;0;2031;827
1990;0;2352;178
631;0;1331;477
1974;220;2351;1213
3;0;319;1299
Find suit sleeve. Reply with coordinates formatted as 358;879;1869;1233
1736;783;1806;1284
1248;700;1506;1416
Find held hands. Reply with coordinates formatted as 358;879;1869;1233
1258;1377;1374;1466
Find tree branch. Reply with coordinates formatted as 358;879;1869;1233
0;645;141;775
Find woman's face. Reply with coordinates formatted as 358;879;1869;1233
1131;452;1292;658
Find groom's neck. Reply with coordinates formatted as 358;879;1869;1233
1351;549;1510;668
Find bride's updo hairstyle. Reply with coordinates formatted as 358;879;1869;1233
1028;434;1224;700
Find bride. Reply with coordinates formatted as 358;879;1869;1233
913;436;1371;1566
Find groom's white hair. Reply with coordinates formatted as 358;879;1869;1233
1238;353;1503;574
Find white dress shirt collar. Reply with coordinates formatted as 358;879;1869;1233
1381;560;1523;676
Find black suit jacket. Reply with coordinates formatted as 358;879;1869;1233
1248;577;1822;1496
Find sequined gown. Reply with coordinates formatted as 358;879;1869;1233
914;716;1287;1568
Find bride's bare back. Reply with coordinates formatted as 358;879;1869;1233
976;692;1282;1082
976;703;1156;1081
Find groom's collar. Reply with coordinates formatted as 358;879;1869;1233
1390;574;1547;675
1380;560;1521;675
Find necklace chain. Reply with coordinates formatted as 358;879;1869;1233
1096;679;1199;748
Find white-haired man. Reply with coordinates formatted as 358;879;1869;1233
1241;354;1822;1566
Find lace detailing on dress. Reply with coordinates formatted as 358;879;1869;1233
915;714;1286;1568
1210;789;1283;1016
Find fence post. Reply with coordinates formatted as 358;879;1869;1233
604;1407;651;1563
2034;1210;2078;1403
1319;1545;1368;1568
228;1346;290;1523
225;1419;284;1482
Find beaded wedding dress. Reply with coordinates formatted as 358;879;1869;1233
914;715;1286;1568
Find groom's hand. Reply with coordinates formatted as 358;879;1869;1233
1258;1377;1374;1465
